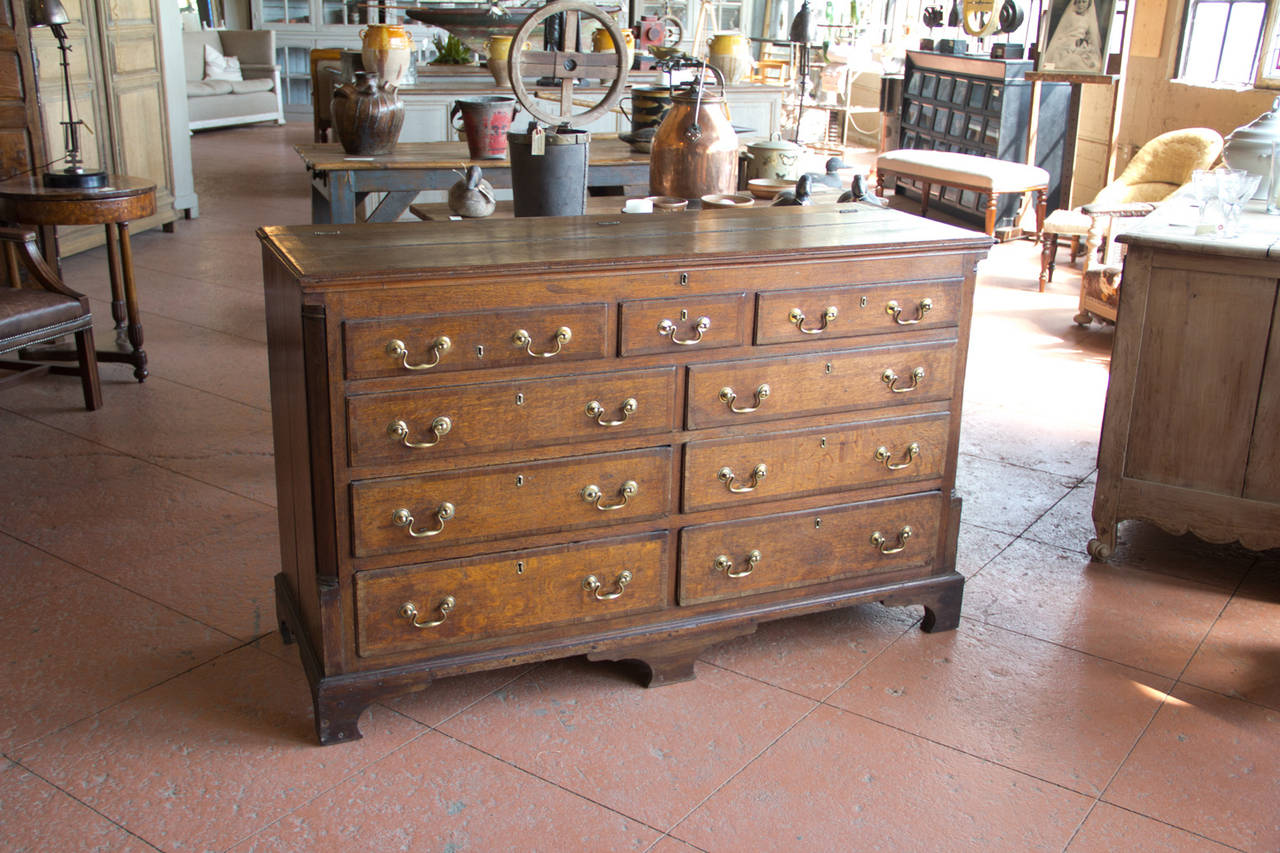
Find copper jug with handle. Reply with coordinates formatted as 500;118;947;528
649;69;738;201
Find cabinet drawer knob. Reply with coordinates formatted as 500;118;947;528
586;397;638;426
788;305;838;334
870;526;913;554
881;366;925;393
885;298;933;325
657;315;711;345
718;462;767;493
399;595;456;628
875;442;920;470
715;549;761;578
581;479;639;510
387;416;452;449
583;569;633;601
513;325;572;358
385;336;451;371
392;502;456;538
719;383;770;413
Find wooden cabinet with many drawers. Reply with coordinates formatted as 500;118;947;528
259;205;990;745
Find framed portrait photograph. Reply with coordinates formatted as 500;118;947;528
1037;0;1115;75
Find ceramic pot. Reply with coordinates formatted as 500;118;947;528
486;36;529;87
743;132;803;181
331;72;405;156
360;23;414;88
591;26;634;70
706;33;751;85
1224;96;1280;200
625;85;673;133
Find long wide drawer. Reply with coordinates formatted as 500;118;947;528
347;366;678;467
354;532;669;658
682;413;951;512
344;303;610;380
754;278;961;345
686;340;957;429
677;492;942;605
351;447;673;557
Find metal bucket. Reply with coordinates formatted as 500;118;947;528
626;85;673;134
450;96;519;160
506;127;590;217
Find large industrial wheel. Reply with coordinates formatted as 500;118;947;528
508;0;630;127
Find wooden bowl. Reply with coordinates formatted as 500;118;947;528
701;192;755;209
747;178;795;199
646;195;688;211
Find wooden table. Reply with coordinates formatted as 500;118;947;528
0;176;156;381
1088;197;1280;559
296;137;651;225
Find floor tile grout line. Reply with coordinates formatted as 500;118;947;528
956;449;1096;486
83;288;271;348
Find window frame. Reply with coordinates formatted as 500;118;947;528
1175;0;1274;88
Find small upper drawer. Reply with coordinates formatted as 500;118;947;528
351;446;673;557
685;340;957;429
354;531;669;658
618;293;748;356
347;366;678;467
754;279;961;345
344;303;609;380
677;492;942;605
681;413;951;512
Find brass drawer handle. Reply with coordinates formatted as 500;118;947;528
385;336;451;371
715;549;761;578
789;305;838;334
871;526;913;554
885;298;933;325
387;416;452;449
719;383;770;413
882;366;925;393
583;569;633;601
657;315;711;345
513;325;572;358
875;442;920;470
586;397;638;426
718;462;767;493
392;502;456;538
581;480;638;510
399;595;456;628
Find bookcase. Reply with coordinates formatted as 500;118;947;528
895;50;1070;231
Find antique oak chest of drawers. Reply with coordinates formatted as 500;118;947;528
259;205;990;745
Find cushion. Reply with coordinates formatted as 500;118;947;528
0;289;85;342
188;79;234;97
876;150;1050;192
229;77;275;95
1113;128;1224;188
204;42;243;82
1043;208;1091;236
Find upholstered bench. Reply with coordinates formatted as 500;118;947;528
875;149;1050;238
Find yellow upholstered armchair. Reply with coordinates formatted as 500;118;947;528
1039;127;1225;302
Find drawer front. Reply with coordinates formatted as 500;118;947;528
678;492;942;605
754;279;961;344
347;366;678;467
686;340;957;429
351;447;673;557
619;293;748;356
344;303;609;380
682;414;951;512
354;532;669;658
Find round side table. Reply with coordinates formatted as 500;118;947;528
0;175;157;381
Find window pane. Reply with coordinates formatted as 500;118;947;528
1219;2;1265;83
1183;4;1228;81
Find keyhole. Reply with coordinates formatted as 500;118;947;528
680;308;688;321
814;518;822;529
860;296;868;308
515;392;524;406
516;560;525;574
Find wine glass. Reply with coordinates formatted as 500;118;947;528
1217;169;1262;237
1191;169;1222;235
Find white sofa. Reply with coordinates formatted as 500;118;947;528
183;29;285;131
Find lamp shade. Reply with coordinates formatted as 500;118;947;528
28;0;69;27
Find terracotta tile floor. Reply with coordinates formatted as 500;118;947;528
1;123;1276;852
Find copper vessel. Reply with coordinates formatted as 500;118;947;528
649;78;738;201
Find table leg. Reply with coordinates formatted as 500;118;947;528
329;172;357;224
311;178;332;225
115;221;148;382
920;182;932;219
104;223;127;331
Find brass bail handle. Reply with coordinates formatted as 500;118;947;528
388;416;452;449
882;366;925;393
657;315;711;346
875;442;920;470
719;383;770;414
715;549;761;578
386;336;451;371
718;462;767;493
392;502;456;538
870;525;913;554
581;479;639;510
586;397;638;426
885;298;933;325
399;595;456;628
789;305;838;334
583;569;633;601
513;326;572;358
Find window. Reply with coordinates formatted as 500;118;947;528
1177;0;1269;86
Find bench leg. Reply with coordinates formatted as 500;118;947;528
920;182;932;219
984;193;997;237
1040;233;1057;292
1034;189;1046;240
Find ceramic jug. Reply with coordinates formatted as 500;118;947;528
331;71;405;156
360;23;414;88
743;132;803;181
707;33;751;85
591;26;634;69
486;35;530;87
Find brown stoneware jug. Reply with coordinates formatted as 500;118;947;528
649;75;738;201
332;71;405;156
